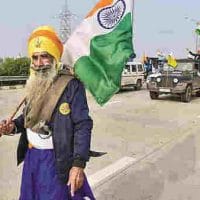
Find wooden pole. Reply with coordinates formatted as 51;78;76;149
9;97;26;121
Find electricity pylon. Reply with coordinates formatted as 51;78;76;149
57;0;76;43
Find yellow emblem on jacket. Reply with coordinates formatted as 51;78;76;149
59;103;70;115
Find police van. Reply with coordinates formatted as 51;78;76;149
121;61;145;90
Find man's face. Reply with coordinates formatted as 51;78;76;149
26;51;57;101
31;52;53;71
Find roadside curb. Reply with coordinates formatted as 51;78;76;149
88;156;136;189
88;126;197;190
0;85;25;90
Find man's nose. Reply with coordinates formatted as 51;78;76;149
35;57;44;67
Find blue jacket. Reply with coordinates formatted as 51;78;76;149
14;78;93;183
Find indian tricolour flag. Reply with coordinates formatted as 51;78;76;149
62;0;135;105
196;23;200;35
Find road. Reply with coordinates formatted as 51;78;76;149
1;87;200;199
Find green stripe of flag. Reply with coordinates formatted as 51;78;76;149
74;13;134;105
196;28;200;36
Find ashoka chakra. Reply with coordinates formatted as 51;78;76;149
97;0;126;29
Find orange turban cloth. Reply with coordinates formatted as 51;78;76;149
28;26;63;65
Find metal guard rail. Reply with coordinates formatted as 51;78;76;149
0;76;28;82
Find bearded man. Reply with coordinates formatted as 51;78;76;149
0;26;95;200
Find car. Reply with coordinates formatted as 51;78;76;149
121;61;145;90
147;58;200;102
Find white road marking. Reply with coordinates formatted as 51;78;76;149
105;100;121;106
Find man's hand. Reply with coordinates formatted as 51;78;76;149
0;119;15;137
67;166;84;197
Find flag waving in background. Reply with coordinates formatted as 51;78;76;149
167;54;177;68
141;52;147;64
62;0;135;105
195;23;200;35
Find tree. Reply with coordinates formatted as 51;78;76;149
0;57;30;76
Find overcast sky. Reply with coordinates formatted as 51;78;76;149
0;0;199;58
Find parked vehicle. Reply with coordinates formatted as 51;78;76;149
147;58;200;102
121;61;145;90
144;57;164;79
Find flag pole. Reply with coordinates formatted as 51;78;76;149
196;31;198;52
132;0;134;53
9;97;26;121
2;97;26;136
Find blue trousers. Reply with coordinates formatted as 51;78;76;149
19;148;95;200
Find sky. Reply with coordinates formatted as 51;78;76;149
0;0;200;59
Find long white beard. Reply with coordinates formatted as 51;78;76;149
25;66;57;104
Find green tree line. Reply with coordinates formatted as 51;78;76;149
0;57;30;76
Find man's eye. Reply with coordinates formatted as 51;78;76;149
32;55;38;60
41;54;49;59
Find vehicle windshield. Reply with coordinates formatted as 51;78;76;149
163;62;193;71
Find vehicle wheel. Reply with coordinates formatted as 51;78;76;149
135;80;142;90
196;91;200;97
181;85;192;102
150;91;159;99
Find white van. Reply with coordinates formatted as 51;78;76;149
121;61;145;90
